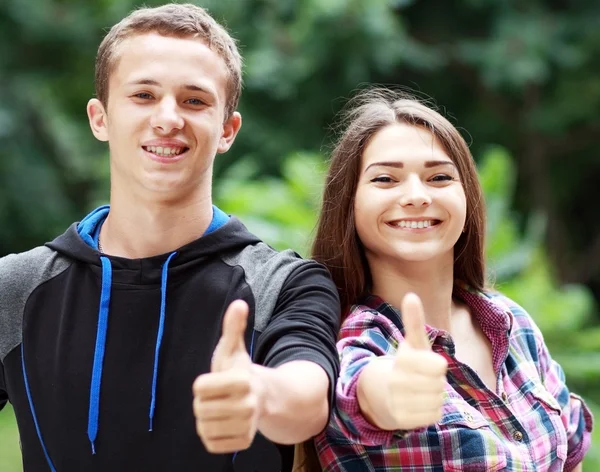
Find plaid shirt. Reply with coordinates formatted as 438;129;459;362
315;284;593;471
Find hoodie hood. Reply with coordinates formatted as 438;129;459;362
45;206;262;285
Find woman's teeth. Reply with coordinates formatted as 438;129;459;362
392;220;437;229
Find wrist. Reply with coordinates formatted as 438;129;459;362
357;357;398;430
250;363;273;419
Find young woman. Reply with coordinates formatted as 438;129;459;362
311;88;593;471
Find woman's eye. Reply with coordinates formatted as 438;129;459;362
430;174;453;182
371;176;395;183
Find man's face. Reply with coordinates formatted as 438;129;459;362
87;32;241;198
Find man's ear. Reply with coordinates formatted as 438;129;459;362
87;98;109;142
217;111;242;154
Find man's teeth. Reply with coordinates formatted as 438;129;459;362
145;146;185;156
393;220;436;229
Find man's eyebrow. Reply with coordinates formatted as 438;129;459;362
183;84;213;94
127;79;161;86
127;79;214;94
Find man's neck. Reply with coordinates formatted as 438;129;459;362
99;191;214;259
369;254;456;332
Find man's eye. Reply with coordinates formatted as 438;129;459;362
134;92;153;100
186;98;204;106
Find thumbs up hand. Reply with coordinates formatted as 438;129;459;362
387;293;448;431
193;300;264;454
210;299;253;373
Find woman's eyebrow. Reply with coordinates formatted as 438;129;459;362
364;160;455;172
365;161;403;172
424;160;455;168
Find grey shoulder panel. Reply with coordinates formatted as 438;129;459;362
0;246;71;361
222;244;306;332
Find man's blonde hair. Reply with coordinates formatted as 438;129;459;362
95;3;242;119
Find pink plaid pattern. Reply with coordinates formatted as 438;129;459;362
315;284;593;471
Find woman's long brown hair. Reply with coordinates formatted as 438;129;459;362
312;87;487;317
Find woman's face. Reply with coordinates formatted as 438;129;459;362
354;122;467;269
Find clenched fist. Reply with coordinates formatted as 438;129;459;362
192;300;265;454
387;293;448;430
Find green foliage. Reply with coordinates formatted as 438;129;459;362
1;0;599;468
2;0;600;303
215;152;326;255
0;405;20;472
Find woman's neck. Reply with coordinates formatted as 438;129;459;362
368;254;456;331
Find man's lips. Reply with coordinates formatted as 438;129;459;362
142;144;189;158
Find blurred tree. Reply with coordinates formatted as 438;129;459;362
1;1;599;467
1;0;599;306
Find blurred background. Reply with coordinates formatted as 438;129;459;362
1;0;599;469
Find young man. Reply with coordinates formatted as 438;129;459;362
0;4;340;471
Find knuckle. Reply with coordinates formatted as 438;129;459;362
245;395;259;412
238;376;252;393
192;398;201;416
196;421;207;439
240;404;254;419
193;377;208;396
435;355;449;370
204;441;220;454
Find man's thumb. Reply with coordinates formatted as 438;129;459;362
400;292;430;351
211;299;249;371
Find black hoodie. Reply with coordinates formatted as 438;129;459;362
0;211;340;472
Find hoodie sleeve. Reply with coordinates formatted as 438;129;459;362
252;260;341;412
0;362;7;412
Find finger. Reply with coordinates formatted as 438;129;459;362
193;372;251;400
196;417;255;440
211;300;249;372
200;436;254;454
394;350;448;377
389;369;447;394
395;408;444;430
193;395;257;421
392;390;446;412
400;292;430;351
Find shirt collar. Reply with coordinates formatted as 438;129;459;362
360;282;513;346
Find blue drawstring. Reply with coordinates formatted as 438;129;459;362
24;204;229;464
21;344;57;472
149;251;178;431
87;256;113;454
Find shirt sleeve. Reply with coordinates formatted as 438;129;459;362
330;306;404;446
253;261;341;414
536;340;594;471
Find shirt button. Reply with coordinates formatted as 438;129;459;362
501;392;508;402
513;431;524;442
